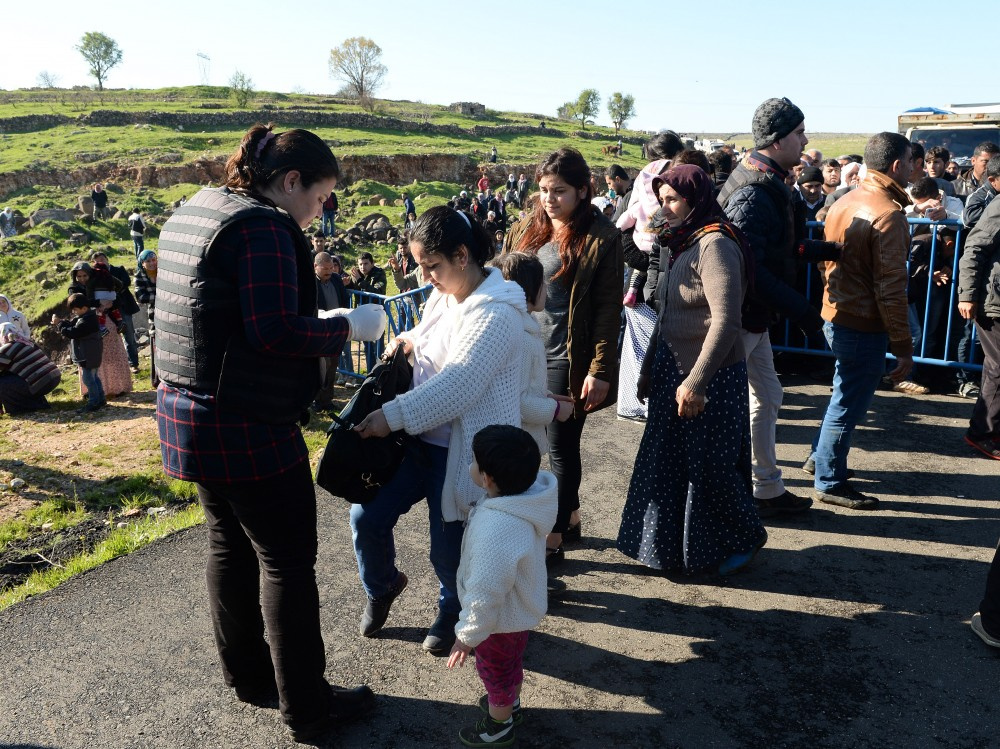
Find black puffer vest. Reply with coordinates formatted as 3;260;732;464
154;187;320;424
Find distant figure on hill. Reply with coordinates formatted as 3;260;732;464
0;207;17;237
321;189;338;236
127;208;146;257
401;190;416;218
91;183;109;220
489;145;498;163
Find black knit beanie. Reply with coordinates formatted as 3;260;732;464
752;97;804;150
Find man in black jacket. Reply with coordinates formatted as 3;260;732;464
957;196;1000;460
718;97;840;517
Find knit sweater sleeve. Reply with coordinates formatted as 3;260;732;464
682;236;745;394
382;303;520;434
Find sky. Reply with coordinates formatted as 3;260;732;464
1;0;995;135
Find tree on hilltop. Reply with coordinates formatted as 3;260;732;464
329;37;387;105
569;89;600;130
228;71;255;109
76;32;122;91
607;93;636;136
37;71;60;89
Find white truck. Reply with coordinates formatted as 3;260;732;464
898;104;1000;161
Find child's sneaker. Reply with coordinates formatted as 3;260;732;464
459;714;515;747
478;694;522;725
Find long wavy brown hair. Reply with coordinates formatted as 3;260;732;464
514;148;595;282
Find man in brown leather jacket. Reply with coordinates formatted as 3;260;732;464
806;132;914;510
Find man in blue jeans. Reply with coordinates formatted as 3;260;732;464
808;132;915;510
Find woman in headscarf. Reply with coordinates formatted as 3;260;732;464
0;208;17;238
0;322;61;415
616;164;767;577
0;294;31;339
66;264;133;400
135;250;158;386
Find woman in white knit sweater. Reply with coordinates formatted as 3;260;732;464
352;206;528;656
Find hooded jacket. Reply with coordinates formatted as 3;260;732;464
455;471;558;647
381;267;526;522
820;169;914;355
0;295;30;339
518;311;552;455
958;195;1000;319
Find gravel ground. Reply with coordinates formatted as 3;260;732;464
1;375;998;749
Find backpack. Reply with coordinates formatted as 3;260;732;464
315;347;413;504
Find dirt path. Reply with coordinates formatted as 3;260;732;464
0;376;997;748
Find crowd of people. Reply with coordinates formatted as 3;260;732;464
2;107;998;745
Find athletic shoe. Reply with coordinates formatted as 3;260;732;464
964;435;1000;461
359;571;408;637
459;714;515;748
718;531;767;576
801;456;855;479
813;483;880;510
422;609;460;655
478;694;523;726
755;490;812;518
971;613;1000;648
957;381;980;399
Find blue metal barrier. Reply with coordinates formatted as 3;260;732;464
339;284;433;380
772;218;981;373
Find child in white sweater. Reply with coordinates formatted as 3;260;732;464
493;252;574;456
447;425;558;748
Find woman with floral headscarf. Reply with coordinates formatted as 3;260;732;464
0;208;16;238
0;322;61;414
617;164;767;577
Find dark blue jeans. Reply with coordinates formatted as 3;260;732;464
349;439;463;616
321;210;336;236
812;323;887;491
80;367;105;406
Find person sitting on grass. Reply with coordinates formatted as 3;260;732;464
51;293;104;413
447;425;557;749
0;322;61;415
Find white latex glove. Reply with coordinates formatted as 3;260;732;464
343;304;386;341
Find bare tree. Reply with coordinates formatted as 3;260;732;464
37;71;60;88
228;71;255;109
607;93;636;136
328;37;387;101
76;32;122;91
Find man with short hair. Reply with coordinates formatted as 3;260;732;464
707;150;733;190
955;142;1000;199
314;251;349;408
821;159;841;195
718;97;840;517
964;154;1000;230
91;183;109;220
401;191;416;219
605;164;633;222
804;148;823;166
836;154;853;168
808;132;914;509
925;146;957;196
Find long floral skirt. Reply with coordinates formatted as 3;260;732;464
617;303;658;420
616;344;763;572
80;330;133;399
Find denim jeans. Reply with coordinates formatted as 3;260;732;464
349;439;464;616
198;464;329;725
812;322;887;491
80;367;105;406
121;312;139;368
339;341;355;376
132;235;144;257
321;210;336;236
363;338;384;374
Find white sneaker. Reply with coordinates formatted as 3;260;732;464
971;613;1000;648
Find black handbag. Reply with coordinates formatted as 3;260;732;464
315;347;413;504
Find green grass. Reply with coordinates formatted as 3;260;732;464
0;504;204;611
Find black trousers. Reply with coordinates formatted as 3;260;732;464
197;462;328;725
968;316;1000;440
546;360;587;534
980;540;1000;636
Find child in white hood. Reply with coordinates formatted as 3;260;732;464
447;425;557;748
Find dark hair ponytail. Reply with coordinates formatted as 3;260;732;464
409;206;495;269
224;123;341;195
